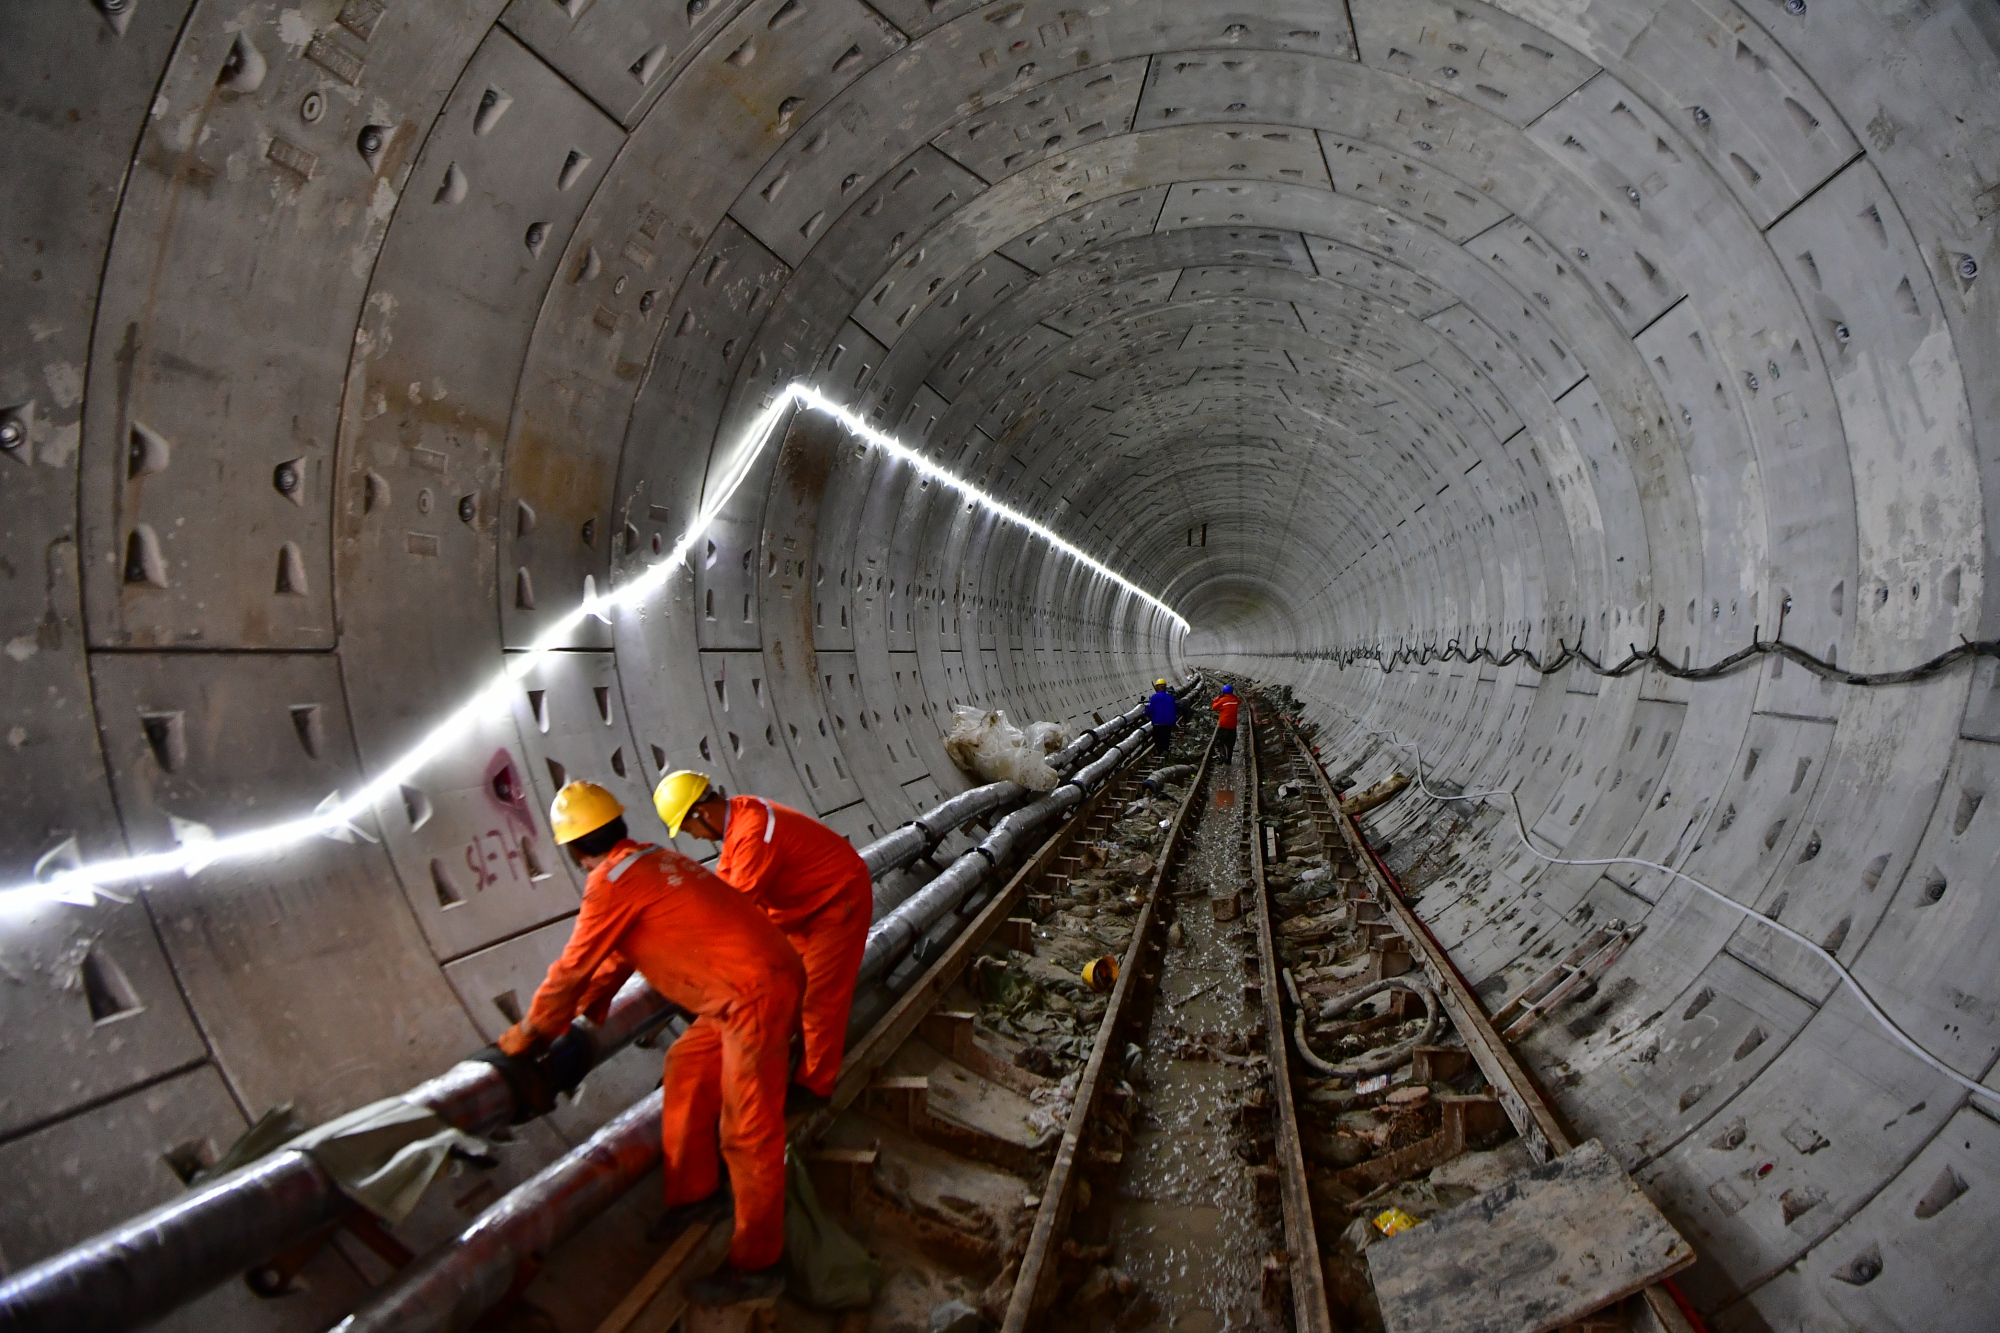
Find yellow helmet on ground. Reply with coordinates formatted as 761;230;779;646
1081;955;1120;994
653;770;713;837
550;781;624;845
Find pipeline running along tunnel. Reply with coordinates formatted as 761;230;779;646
1;0;1996;1330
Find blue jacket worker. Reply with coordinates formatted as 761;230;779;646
1147;679;1178;757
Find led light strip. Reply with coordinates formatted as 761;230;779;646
6;385;1185;911
792;385;1188;631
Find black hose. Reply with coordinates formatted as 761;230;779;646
1282;972;1439;1080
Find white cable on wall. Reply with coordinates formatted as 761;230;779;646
1326;712;2000;1109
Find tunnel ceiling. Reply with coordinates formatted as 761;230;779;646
3;0;1999;1329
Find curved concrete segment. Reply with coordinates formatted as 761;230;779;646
0;2;1993;1330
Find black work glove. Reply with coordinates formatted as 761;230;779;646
471;1044;559;1123
540;1029;592;1099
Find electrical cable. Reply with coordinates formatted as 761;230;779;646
1322;715;2000;1109
1254;603;1998;688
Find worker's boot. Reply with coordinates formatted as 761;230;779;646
783;1083;831;1116
645;1187;732;1243
688;1262;785;1306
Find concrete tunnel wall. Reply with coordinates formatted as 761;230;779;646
0;0;1993;1329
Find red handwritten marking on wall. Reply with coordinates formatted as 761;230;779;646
465;827;523;889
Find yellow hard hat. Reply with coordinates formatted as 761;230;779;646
1081;955;1119;994
653;770;712;837
1155;678;1167;688
550;781;623;845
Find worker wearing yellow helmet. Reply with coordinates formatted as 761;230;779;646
498;780;803;1305
656;771;874;1116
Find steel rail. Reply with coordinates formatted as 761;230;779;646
1271;712;1700;1333
1272;711;1568;1162
1242;701;1333;1333
1000;725;1217;1332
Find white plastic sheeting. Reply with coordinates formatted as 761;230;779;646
942;708;1069;791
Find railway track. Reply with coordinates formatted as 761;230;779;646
355;678;1697;1333
577;689;1335;1333
1254;699;1701;1333
574;683;1694;1333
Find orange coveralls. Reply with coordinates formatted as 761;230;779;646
715;795;874;1098
1212;694;1241;729
517;840;803;1271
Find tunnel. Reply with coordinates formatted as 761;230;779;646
2;0;1997;1329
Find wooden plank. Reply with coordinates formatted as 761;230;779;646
590;1221;718;1333
1244;706;1334;1333
1366;1140;1694;1333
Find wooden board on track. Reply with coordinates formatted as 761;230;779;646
1365;1139;1693;1333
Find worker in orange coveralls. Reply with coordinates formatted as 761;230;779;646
655;771;874;1117
1212;684;1242;765
497;780;802;1306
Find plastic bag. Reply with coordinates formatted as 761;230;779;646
1023;719;1068;756
1372;1206;1420;1236
942;707;1066;790
783;1149;884;1310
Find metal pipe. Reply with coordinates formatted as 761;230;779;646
912;780;1024;845
1062;723;1150;794
1046;704;1144;773
330;1091;668;1333
870;703;1165;922
857;720;1151;984
858;777;1027;881
0;974;668;1333
855;839;1004;985
859;697;1161;978
858;824;927;879
860;779;1023;879
0;774;1046;1333
579;972;683;1062
1038;673;1200;775
0;1149;342;1333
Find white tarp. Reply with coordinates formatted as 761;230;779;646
943;707;1069;790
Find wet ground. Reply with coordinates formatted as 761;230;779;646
1106;735;1283;1333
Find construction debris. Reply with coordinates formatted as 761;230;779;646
1339;773;1411;817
